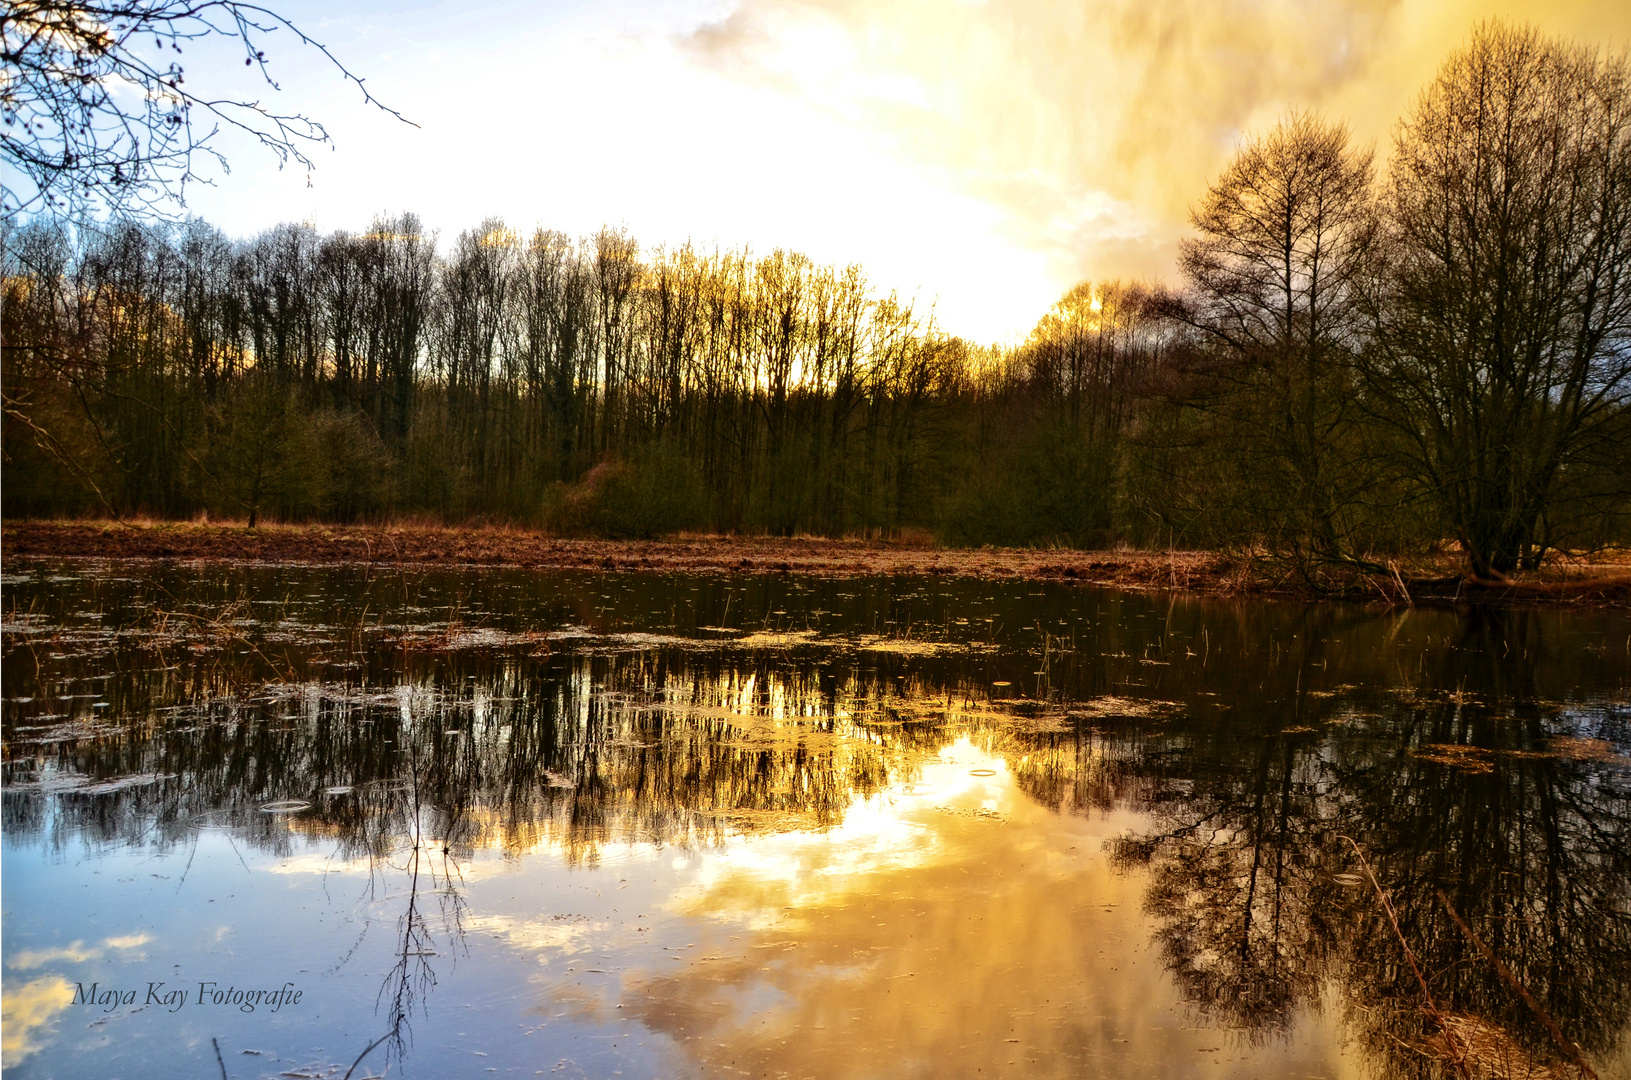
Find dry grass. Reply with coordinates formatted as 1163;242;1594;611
4;520;1628;607
1423;1013;1574;1080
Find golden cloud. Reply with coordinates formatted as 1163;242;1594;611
680;0;1631;291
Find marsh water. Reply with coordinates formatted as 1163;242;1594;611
2;561;1628;1080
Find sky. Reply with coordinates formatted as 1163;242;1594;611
170;0;1631;344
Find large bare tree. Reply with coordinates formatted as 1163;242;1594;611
1363;22;1631;578
1176;111;1377;566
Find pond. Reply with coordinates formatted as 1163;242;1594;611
2;562;1628;1079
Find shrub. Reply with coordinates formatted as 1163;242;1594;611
545;446;705;539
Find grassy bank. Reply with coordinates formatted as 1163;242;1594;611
4;520;1629;608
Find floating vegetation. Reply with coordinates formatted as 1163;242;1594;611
731;629;820;649
934;805;1003;821
6;717;129;745
258;682;436;708
1064;696;1179;720
856;635;945;656
603;632;704;651
1411;743;1497;773
995;711;1079;734
1547;736;1630;765
1;770;172;795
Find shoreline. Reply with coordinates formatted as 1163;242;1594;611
4;521;1629;608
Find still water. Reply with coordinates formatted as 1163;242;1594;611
2;562;1628;1079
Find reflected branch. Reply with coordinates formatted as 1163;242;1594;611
1436;889;1598;1080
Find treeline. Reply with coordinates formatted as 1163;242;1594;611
4;23;1630;577
0;213;1178;543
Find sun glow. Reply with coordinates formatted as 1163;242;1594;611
177;0;1631;343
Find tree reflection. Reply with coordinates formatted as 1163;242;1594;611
0;648;952;864
1109;735;1350;1040
1094;607;1631;1076
4;574;1628;1079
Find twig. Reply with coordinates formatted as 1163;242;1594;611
0;394;123;520
150;604;299;684
342;1032;393;1080
1361;570;1396;606
1390;560;1413;606
212;1037;228;1080
1436;889;1599;1080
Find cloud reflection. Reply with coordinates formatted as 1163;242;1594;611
0;976;75;1068
612;748;1337;1079
6;933;153;971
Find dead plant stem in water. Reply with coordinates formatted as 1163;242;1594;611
1339;835;1472;1079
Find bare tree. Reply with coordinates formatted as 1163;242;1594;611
1364;22;1631;578
1019;282;1167;544
1;0;412;218
590;227;638;454
515;227;587;479
1175;111;1377;566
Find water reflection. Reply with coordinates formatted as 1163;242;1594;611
2;564;1629;1078
1097;608;1631;1078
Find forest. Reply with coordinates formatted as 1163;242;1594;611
4;23;1630;579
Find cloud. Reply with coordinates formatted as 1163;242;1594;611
684;6;773;68
176;0;1631;343
675;0;1631;302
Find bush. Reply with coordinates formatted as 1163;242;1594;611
199;374;325;525
316;411;394;521
545;446;705;539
